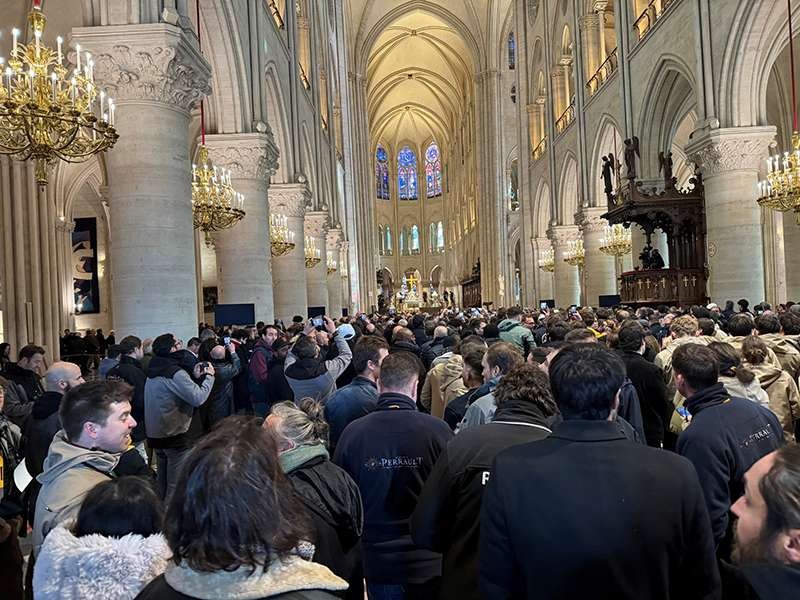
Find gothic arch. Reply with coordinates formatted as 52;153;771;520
533;180;552;236
638;55;697;179
557;153;579;225
589;115;623;206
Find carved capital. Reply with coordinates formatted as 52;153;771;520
304;211;330;238
73;23;211;112
326;227;343;250
203;133;279;180
269;183;310;218
577;207;609;234
55;218;75;233
579;14;600;31
547;225;581;247
685;126;776;178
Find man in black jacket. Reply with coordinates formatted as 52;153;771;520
480;344;721;599
412;363;556;600
617;320;672;447
673;343;783;552
3;344;46;427
721;445;800;599
106;335;147;456
335;352;452;599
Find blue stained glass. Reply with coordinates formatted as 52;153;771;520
398;146;417;200
425;142;442;198
376;144;390;199
376;145;388;163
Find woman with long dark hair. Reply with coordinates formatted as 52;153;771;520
135;416;347;599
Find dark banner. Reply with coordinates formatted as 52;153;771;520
72;217;100;314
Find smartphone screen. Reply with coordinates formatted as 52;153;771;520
312;316;324;328
223;336;231;345
540;302;547;310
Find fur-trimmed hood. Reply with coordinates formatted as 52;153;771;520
163;555;348;599
33;524;170;600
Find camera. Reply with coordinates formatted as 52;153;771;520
197;361;210;370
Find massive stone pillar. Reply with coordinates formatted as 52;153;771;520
549;225;581;307
269;183;310;324
687;127;775;304
532;236;555;302
204;133;279;325
326;227;343;317
305;211;329;313
75;24;211;342
579;207;616;306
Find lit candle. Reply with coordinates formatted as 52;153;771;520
99;90;105;115
57;37;63;65
34;30;41;55
87;58;94;82
87;83;94;113
76;44;81;70
70;77;77;104
28;69;35;99
12;29;19;58
51;71;57;102
109;99;115;125
4;67;12;97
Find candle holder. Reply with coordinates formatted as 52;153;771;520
304;235;321;269
269;213;295;257
191;145;246;232
537;247;555;272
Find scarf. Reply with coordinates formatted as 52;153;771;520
279;443;329;474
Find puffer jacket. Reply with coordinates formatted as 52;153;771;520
759;333;800;381
204;353;241;428
34;525;170;600
496;319;535;356
32;431;120;555
745;361;800;442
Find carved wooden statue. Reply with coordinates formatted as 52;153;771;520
624;136;640;180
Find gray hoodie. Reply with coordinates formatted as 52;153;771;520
33;431;120;555
144;367;214;445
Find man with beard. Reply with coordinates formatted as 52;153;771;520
722;446;800;598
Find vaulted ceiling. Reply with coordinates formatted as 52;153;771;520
347;0;512;152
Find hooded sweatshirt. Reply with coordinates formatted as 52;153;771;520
746;361;800;442
32;431;120;555
496;319;535;355
34;525;171;600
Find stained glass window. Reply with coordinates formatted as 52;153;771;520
385;225;392;255
436;221;445;250
425;142;442;198
400;226;407;255
378;225;384;255
410;225;420;253
429;223;436;253
375;145;390;199
508;31;516;70
398;146;418;200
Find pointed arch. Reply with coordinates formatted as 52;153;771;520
375;143;390;199
589;115;623;206
424;140;442;198
397;145;418;200
264;61;291;181
533;180;552;237
557;154;579;225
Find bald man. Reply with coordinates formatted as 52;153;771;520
25;362;85;480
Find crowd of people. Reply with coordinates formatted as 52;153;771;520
0;298;799;598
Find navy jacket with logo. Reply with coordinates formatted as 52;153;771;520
677;382;784;545
333;392;453;585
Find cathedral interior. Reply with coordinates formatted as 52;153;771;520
0;0;798;357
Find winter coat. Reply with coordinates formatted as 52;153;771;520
444;383;490;431
758;332;800;381
266;356;294;410
411;400;553;600
32;431;120;555
144;355;214;449
480;420;721;600
654;335;709;402
23;391;63;480
203;353;241;428
676;382;784;544
248;339;275;407
34;525;170;600
325;376;378;452
3;364;43;426
107;356;147;443
285;335;352;405
334;392;452;585
281;444;363;600
496;319;535;356
720;560;800;600
420;352;463;418
420;338;446;370
620;350;672;447
725;336;782;369
456;377;501;433
135;556;347;600
0;414;22;518
746;361;800;442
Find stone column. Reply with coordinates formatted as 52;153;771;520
204;133;279;325
549;225;581;307
686;127;775;304
304;211;330;313
597;5;608;64
326;227;343;317
269;183;310;323
579;207;616;306
579;13;600;79
532;236;555;301
527;103;539;151
74;24;211;342
551;67;565;116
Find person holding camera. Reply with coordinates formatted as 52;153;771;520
284;316;352;405
144;333;215;500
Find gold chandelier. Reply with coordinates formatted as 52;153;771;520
598;224;632;257
191;145;245;232
0;2;119;186
537;247;555;272
304;235;321;269
563;239;585;267
270;213;295;256
326;256;338;275
758;0;800;223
